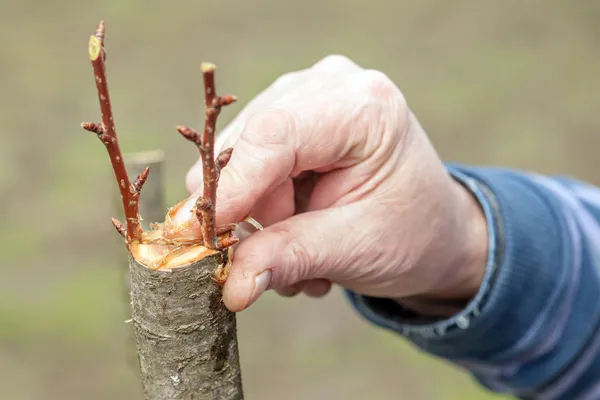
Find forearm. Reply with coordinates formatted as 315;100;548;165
347;164;600;399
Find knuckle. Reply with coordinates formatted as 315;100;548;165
243;107;296;149
360;69;404;102
312;54;359;73
271;72;298;89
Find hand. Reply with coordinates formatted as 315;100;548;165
182;55;489;313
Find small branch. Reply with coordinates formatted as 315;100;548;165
177;63;236;249
83;21;143;245
199;63;219;249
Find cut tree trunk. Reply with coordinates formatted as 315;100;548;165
129;252;243;400
83;21;244;399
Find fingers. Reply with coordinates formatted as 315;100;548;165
214;71;405;227
222;204;361;312
302;279;332;297
185;71;308;195
248;178;295;227
183;70;406;234
276;281;305;297
185;55;364;195
220;55;362;154
213;109;297;226
173;174;295;242
276;279;332;298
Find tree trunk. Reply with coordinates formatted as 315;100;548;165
128;251;244;400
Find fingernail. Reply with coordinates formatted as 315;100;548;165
247;269;272;307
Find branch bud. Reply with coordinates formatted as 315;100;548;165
111;217;127;237
216;148;233;170
176;125;200;143
81;122;104;135
133;167;150;193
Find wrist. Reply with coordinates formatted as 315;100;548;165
395;175;489;316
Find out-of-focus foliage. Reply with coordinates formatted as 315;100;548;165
2;0;600;398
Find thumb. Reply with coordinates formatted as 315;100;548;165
222;203;362;312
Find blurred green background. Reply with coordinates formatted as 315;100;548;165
2;0;599;399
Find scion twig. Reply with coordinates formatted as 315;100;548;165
176;63;236;249
81;21;145;245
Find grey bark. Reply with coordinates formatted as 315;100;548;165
128;252;244;400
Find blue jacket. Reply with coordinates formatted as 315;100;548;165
346;164;600;399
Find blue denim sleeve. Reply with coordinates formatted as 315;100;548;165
345;164;600;399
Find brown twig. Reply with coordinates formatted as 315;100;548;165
82;21;144;245
176;63;236;249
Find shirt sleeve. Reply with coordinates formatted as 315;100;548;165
345;164;600;400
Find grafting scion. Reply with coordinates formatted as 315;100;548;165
81;21;144;246
176;63;237;249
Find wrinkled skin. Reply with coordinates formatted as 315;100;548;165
179;55;488;314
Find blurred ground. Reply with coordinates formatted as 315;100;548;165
2;0;600;399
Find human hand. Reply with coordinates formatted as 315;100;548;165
180;55;488;313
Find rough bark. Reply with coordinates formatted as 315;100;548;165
129;252;243;400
